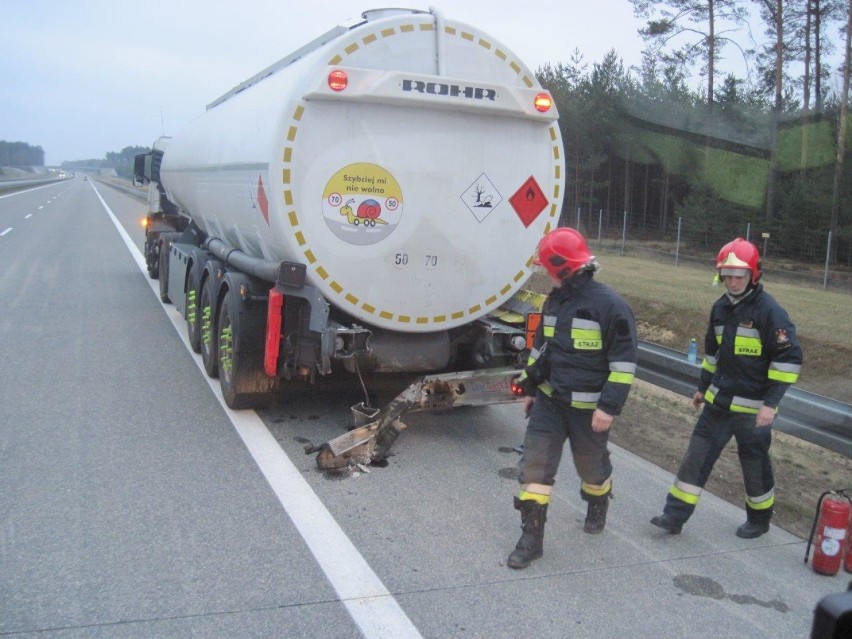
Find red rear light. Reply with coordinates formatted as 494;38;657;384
328;70;348;92
533;92;553;112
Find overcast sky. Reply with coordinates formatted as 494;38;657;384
0;1;655;166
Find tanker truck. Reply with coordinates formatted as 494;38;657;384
134;7;565;466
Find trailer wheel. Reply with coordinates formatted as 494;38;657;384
199;279;218;378
147;245;159;280
158;239;171;303
217;288;275;409
145;231;159;279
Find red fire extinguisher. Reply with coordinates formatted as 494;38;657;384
805;490;852;576
845;497;852;574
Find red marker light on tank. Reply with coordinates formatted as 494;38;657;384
533;93;553;112
328;70;348;92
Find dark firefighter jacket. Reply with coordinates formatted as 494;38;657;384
523;271;638;415
699;283;802;413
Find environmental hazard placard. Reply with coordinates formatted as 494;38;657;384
461;173;503;222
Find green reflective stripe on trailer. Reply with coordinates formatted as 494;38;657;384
187;289;197;324
220;325;234;374
202;306;213;345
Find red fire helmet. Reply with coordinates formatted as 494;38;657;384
534;228;594;280
716;238;762;284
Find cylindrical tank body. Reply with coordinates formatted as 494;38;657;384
161;8;564;333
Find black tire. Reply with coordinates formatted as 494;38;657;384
158;239;171;303
185;265;202;353
217;288;276;409
199;279;218;378
145;235;159;280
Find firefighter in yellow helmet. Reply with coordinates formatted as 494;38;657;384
651;238;803;538
508;228;638;569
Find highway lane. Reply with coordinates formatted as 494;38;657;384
0;182;74;239
0;178;378;637
2;177;848;638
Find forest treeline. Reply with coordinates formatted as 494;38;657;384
0;141;44;167
0;138;146;184
61;146;149;181
539;0;852;265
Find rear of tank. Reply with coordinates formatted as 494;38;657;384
160;8;564;334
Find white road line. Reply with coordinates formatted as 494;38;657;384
89;183;422;639
25;214;33;219
1;227;12;236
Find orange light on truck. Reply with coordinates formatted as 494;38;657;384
328;70;348;92
533;93;553;112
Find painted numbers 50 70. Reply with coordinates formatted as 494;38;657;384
392;252;440;270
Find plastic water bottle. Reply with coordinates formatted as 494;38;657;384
687;338;698;363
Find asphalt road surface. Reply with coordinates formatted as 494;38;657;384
1;177;848;638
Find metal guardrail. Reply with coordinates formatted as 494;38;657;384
637;340;852;458
0;177;71;191
100;181;852;458
98;179;147;198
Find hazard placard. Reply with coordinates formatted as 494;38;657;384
509;177;548;228
257;175;269;224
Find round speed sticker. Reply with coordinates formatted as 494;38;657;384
322;163;403;246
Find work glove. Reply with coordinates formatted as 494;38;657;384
512;372;539;397
512;348;550;397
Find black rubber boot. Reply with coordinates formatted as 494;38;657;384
737;505;772;539
582;492;610;534
507;498;547;569
736;520;770;539
737;521;769;539
651;513;683;534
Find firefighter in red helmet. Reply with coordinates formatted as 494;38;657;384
507;228;638;569
651;238;803;538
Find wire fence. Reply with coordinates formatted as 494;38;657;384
559;207;852;292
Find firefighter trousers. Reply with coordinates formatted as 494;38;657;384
518;393;613;492
663;403;774;525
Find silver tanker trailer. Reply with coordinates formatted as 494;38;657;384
134;7;565;466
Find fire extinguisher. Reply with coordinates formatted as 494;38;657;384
804;490;852;576
845;497;852;574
